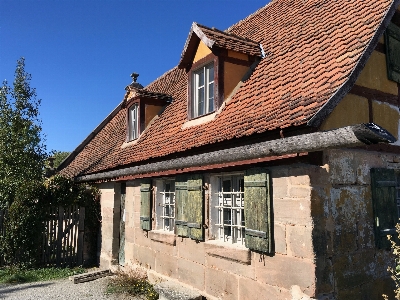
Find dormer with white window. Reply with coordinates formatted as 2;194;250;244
178;23;262;120
124;73;172;142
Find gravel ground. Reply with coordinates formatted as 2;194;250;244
0;276;141;300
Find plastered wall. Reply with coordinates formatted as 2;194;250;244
321;40;400;141
192;40;252;102
193;41;212;63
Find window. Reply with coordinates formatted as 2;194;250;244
385;22;400;83
155;180;176;232
214;175;245;245
140;169;272;253
371;168;399;249
191;63;214;118
128;104;139;140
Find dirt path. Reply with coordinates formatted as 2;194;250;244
0;276;140;300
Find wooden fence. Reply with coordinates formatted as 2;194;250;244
0;205;85;268
0;209;6;266
42;205;85;267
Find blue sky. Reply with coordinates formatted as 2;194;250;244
0;0;268;153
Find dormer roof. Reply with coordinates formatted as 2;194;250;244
178;22;261;69
124;88;172;104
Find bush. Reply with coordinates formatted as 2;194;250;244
1;180;47;267
107;269;158;300
384;224;400;300
0;175;100;268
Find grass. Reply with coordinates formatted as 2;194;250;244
106;269;158;300
0;266;86;284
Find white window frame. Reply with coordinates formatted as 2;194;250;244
191;63;214;118
128;104;139;140
210;173;245;245
155;179;175;232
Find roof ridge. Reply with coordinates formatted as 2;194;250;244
145;65;180;90
197;22;259;44
226;0;274;33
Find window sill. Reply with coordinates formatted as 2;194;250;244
204;240;251;265
121;138;139;148
181;112;216;129
148;230;176;245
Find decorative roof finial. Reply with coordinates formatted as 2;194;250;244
131;72;139;83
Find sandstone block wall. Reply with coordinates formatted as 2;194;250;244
97;150;399;299
98;164;318;299
313;149;398;299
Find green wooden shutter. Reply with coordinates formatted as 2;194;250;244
175;175;189;237
385;22;400;83
119;183;126;265
187;174;204;241
371;168;398;249
140;179;152;231
244;168;272;253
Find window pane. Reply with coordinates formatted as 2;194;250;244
129;105;138;140
198;69;204;86
198;87;205;116
208;82;214;113
208;65;214;83
216;175;245;245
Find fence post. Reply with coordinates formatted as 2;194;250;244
77;207;85;266
56;207;64;267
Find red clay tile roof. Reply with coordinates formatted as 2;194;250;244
179;23;261;68
60;0;398;178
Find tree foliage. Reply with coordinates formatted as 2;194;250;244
51;151;71;169
1;176;100;267
0;57;47;209
0;58;100;268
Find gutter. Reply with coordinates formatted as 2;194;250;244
75;123;396;182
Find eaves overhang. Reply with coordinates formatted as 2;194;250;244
74;123;396;183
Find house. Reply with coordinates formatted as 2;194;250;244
59;0;400;299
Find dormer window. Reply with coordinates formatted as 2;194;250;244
178;23;262;121
192;63;215;118
123;74;173;143
128;103;139;141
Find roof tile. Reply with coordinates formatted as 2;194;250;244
61;0;396;178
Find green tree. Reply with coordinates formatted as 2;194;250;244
52;150;71;169
0;57;47;209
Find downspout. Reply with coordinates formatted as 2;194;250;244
75;123;396;182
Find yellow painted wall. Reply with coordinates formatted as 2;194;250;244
320;94;369;130
145;104;163;128
193;41;212;63
372;101;399;138
355;50;398;95
224;62;249;99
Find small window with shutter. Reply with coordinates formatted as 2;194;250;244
371;168;399;249
210;168;272;254
385;22;400;84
